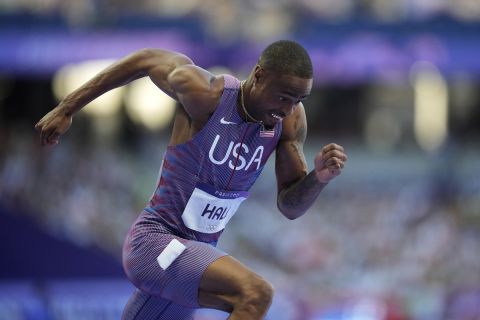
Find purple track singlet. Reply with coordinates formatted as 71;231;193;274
144;74;282;243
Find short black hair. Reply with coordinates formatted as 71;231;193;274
258;40;313;79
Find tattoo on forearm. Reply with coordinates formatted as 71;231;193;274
279;171;327;217
278;110;320;218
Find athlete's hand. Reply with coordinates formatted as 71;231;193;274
35;106;73;146
314;143;347;183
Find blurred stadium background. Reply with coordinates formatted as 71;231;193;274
1;0;480;319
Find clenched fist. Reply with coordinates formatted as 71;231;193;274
35;107;72;146
314;143;347;183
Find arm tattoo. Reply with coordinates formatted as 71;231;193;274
278;171;327;218
295;124;306;143
277;118;326;219
289;142;305;168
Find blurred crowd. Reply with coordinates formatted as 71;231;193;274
1;0;480;42
3;0;480;22
1;123;479;319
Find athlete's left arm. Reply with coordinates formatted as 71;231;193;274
275;104;347;220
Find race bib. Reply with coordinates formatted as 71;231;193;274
182;183;249;234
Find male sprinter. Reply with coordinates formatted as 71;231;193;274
35;40;347;319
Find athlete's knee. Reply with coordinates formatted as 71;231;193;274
237;276;274;314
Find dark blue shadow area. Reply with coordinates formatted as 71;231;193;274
0;279;135;320
0;206;124;279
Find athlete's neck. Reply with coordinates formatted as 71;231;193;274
240;80;262;125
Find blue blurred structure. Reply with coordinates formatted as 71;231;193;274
1;16;479;82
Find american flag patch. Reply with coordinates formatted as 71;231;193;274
260;129;275;138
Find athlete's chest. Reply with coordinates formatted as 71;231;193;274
203;123;278;173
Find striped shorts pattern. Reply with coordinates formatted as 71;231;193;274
122;289;196;320
121;214;227;318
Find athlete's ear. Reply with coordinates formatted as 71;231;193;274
253;65;265;84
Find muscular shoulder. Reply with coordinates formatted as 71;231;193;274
168;66;226;124
280;103;307;143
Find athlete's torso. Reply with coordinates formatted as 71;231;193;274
143;75;282;243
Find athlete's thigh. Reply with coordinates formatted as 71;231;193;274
198;255;269;312
123;229;227;308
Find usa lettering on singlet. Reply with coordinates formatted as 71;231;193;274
146;74;282;241
208;135;264;171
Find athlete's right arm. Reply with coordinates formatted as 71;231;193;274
35;48;211;146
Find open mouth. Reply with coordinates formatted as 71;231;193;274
270;113;283;121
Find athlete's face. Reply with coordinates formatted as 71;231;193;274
248;66;313;128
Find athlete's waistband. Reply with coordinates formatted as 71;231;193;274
140;208;219;247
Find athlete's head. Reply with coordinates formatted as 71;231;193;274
244;40;313;128
258;40;313;79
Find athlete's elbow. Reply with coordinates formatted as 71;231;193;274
135;48;191;63
283;212;301;221
131;48;159;67
277;201;303;220
133;49;193;75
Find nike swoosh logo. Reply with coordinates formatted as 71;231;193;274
220;117;237;125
